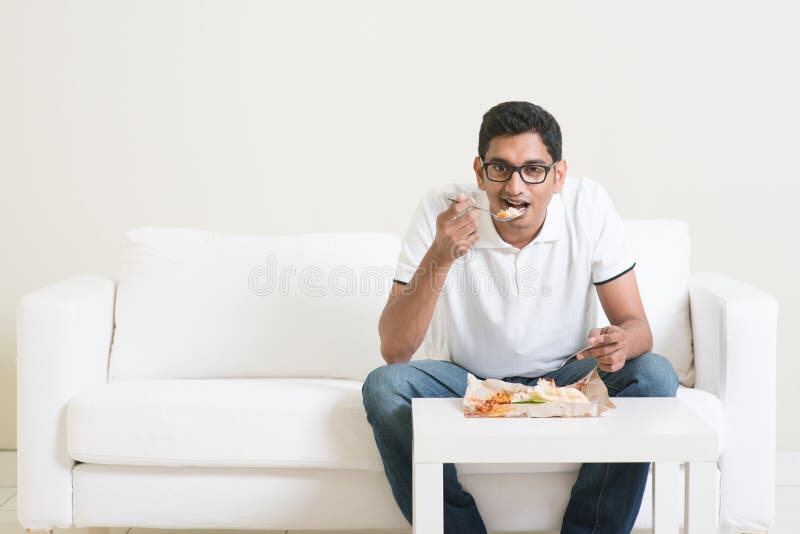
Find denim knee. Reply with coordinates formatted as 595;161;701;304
362;364;414;420
628;352;679;397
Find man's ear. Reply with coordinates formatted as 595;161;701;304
553;159;568;194
474;156;486;191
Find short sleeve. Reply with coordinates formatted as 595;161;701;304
394;190;440;285
585;182;636;285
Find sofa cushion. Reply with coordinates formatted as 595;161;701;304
67;379;720;470
67;378;385;470
109;228;400;381
593;220;695;386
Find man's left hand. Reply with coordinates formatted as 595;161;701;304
577;325;629;372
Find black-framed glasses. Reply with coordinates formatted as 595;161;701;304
481;158;559;185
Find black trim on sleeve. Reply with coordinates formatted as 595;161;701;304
393;279;409;286
594;263;636;286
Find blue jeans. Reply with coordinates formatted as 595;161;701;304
362;353;679;534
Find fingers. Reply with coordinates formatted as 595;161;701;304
578;329;601;358
578;330;624;360
580;325;627;371
578;351;625;372
588;325;624;346
447;211;480;249
588;327;603;339
596;349;626;372
451;207;481;230
435;195;480;259
445;193;475;220
437;196;479;231
587;331;624;347
434;193;490;260
578;342;617;359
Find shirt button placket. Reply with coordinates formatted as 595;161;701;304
514;249;524;295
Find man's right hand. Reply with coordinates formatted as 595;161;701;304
431;193;481;264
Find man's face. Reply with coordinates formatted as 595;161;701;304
473;132;567;246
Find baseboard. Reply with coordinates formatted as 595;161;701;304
0;450;15;487
777;450;800;486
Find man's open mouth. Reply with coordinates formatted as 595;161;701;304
502;199;530;214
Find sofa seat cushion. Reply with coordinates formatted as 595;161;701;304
68;378;385;470
67;379;722;471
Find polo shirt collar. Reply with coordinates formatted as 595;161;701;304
473;190;565;249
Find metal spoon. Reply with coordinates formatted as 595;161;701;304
554;346;594;370
546;344;608;374
447;197;525;221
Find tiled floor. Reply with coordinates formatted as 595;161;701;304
2;484;798;534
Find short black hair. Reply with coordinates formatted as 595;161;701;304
478;101;562;162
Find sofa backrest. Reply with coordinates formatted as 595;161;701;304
597;220;694;386
109;228;400;381
109;222;693;384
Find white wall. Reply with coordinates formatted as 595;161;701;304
1;0;797;450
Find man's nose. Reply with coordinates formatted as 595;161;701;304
504;171;526;195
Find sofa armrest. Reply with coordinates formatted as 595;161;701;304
688;272;777;533
16;275;115;529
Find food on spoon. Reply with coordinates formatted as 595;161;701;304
496;206;524;219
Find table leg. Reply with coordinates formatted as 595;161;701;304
653;462;680;534
413;462;443;534
685;461;716;534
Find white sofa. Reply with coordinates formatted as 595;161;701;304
17;223;777;533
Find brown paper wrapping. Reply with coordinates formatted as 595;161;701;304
463;367;616;418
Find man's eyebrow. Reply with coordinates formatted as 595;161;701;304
486;157;549;165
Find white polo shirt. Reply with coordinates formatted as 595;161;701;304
394;177;635;379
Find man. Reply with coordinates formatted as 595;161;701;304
362;101;678;534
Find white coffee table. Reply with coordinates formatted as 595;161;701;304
412;397;718;534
